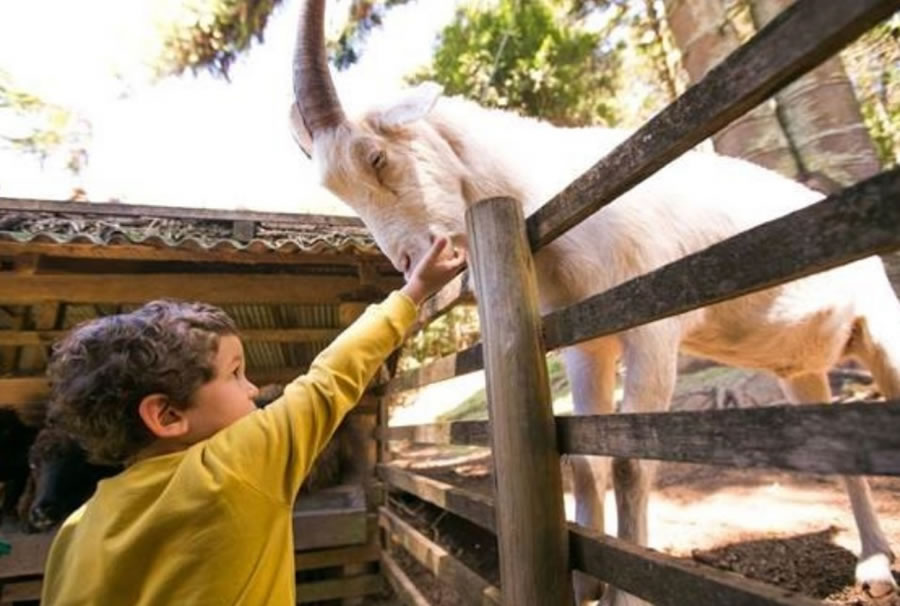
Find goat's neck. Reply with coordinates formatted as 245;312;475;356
429;97;626;215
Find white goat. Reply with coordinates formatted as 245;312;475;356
289;2;900;604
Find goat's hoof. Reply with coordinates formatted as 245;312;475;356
858;554;898;604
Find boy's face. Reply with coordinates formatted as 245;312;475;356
182;335;259;442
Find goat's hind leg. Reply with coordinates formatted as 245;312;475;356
779;371;897;600
844;299;900;599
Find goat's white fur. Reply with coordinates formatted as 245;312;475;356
294;83;900;606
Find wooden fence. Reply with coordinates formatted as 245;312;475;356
374;0;900;604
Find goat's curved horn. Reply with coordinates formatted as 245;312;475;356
293;0;346;138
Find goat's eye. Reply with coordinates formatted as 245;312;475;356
370;149;387;171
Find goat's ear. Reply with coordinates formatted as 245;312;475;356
289;104;314;158
377;82;443;127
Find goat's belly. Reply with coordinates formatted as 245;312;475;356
680;286;856;377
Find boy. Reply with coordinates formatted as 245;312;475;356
41;237;465;605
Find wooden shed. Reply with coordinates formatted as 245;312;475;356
0;196;402;604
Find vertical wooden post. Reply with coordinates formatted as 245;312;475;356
466;196;572;606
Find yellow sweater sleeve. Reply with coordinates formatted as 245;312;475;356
204;290;417;503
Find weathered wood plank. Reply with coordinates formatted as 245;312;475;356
376;420;491;447
0;196;367;227
526;0;900;249
292;507;368;551
294;541;379;572
382;344;484;396
376;465;496;533
379;507;501;606
559;402;900;476
0;273;403;305
570;525;820;606
411;270;474;334
543;170;900;350
0;578;42;604
467;196;570;605
296;573;383;603
378;467;821;604
0;328;341;346
381;552;433;606
0;377;48;409
0;240;379;267
0;531;54;579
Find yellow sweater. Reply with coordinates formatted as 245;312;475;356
41;291;416;606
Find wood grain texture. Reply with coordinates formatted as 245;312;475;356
0;273;400;305
560;402;900;476
380;506;501;605
381;552;432;606
543;169;900;350
570;525;821;606
466;197;570;606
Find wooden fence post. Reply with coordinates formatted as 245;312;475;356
466;196;572;606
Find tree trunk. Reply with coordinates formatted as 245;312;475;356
662;0;800;177
747;0;899;295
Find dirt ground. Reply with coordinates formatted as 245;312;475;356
383;445;900;605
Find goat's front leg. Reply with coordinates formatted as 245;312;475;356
562;338;621;605
603;324;679;606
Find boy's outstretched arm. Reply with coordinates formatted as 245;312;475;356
206;237;465;503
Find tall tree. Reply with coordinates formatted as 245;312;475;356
0;70;91;176
662;0;801;176
152;0;413;78
410;0;623;127
747;0;882;186
664;0;899;294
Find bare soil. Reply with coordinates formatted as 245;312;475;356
382;445;900;605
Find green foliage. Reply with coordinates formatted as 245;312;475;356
153;0;283;78
0;71;91;174
410;0;622;127
398;304;480;372
330;0;414;69
842;15;900;168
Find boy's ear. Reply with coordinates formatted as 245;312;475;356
138;394;189;439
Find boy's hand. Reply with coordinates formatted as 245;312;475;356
401;237;466;305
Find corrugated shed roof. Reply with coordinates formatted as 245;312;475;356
0;212;380;256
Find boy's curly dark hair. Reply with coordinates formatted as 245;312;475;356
47;300;237;465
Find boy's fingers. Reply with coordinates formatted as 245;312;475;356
424;236;449;264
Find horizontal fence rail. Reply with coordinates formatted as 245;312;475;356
377;419;490;447
559;401;900;476
412;270;474;334
543;169;900;350
569;527;820;606
381;551;432;606
525;0;900;250
379;506;501;606
380;465;820;605
382;344;483;397
376;464;496;532
378;169;900;397
378;402;900;476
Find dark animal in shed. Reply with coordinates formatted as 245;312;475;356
19;426;119;533
0;408;39;523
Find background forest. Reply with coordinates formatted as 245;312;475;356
2;0;898;370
